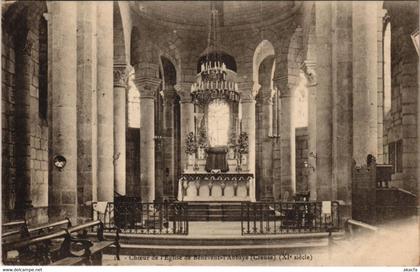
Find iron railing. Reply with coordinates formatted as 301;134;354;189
241;201;340;235
93;202;189;235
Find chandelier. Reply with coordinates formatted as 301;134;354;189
191;2;240;105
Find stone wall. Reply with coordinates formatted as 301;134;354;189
2;7;49;224
28;22;49;225
2;30;17;221
383;1;418;194
295;127;309;193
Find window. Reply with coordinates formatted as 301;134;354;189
38;16;48;120
127;73;140;128
388;140;403;173
207;99;230;147
383;21;391;116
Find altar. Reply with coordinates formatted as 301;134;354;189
175;17;258;202
177;172;255;202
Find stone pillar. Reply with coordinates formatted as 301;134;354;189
239;81;258;201
49;2;78;221
240;82;259;174
163;88;177;200
76;1;98;219
315;2;333;201
332;2;353;217
352;2;378;165
14;30;34;216
96;2;114;201
273;78;296;199
113;64;130;196
259;87;275;201
174;83;194;171
301;61;317;200
135;77;161;202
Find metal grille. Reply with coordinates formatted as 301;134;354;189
93;202;189;235
241;201;340;235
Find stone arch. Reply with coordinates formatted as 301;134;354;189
114;2;128;65
253;40;275;86
130;26;141;67
160;56;177;88
287;27;304;91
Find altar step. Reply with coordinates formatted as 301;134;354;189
100;231;345;256
187;202;275;221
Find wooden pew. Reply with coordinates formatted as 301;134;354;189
2;220;120;265
2;218;72;244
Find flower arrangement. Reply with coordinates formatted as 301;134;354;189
185;132;198;155
237;132;249;154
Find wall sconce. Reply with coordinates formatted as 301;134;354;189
303;160;315;172
53;155;66;171
309;151;317;159
411;28;419;56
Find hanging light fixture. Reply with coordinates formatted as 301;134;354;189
191;2;239;105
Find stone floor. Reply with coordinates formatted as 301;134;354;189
101;217;419;266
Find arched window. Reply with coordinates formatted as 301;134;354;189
127;72;140;128
38;15;48;120
383;21;391;117
294;71;308;128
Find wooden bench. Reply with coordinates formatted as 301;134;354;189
2;218;72;244
2;220;120;265
2;220;27;241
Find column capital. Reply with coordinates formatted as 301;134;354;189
174;82;193;103
259;87;276;105
272;76;291;98
240;82;260;102
113;64;133;88
301;61;317;87
162;87;177;103
134;77;162;99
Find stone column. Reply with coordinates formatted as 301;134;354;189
96;2;114;201
174;83;194;171
49;2;78;221
260;87;275;201
301;61;317;200
76;1;98;219
163;88;177;200
113;64;131;196
332;2;353;217
315;2;333;201
240;82;259;174
135;77;161;202
14;30;34;216
273;78;296;199
352;2;378;165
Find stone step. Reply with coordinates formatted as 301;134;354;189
101;231;344;247
103;236;335;256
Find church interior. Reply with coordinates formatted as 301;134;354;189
1;0;419;265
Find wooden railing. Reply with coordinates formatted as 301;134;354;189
93;201;189;235
240;201;340;235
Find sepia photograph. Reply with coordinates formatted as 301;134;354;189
1;0;419;269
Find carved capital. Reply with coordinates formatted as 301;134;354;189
272;76;291;98
259;88;276;105
163;88;177;104
239;82;260;102
134;77;161;99
174;83;193;103
301;61;317;87
113;64;132;88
